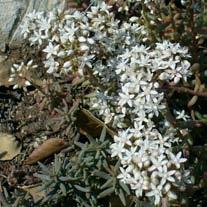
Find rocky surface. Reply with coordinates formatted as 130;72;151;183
0;0;66;51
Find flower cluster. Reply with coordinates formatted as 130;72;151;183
16;2;192;205
107;0;156;12
91;41;191;125
20;3;148;78
21;9;94;75
19;4;114;76
20;10;56;43
91;40;190;204
9;60;37;90
154;41;191;83
111;123;186;205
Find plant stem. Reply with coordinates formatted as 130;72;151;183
163;85;207;97
161;197;168;207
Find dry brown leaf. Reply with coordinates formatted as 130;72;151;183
0;133;21;161
0;57;14;87
76;109;116;138
19;184;45;203
24;138;68;165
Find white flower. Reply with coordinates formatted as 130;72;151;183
132;151;149;169
129;121;144;138
146;184;162;205
44;57;59;73
21;20;31;39
27;10;44;20
118;90;134;107
87;38;95;45
25;80;31;86
59;22;78;43
29;31;47;45
167;191;178;200
174;110;190;121
117;167;132;183
110;142;125;159
80;44;89;51
121;147;137;165
138;83;158;102
157;165;176;186
168;152;187;169
114;129;133;146
37;17;51;33
78;36;86;42
181;60;191;81
130;170;145;197
157;134;172;149
43;42;60;59
148;155;168;172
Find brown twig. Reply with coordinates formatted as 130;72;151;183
163;85;207;97
162;197;169;207
188;0;198;63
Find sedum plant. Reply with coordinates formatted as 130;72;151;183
3;0;207;206
35;128;132;207
18;3;189;205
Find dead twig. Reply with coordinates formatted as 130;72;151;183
163;85;207;97
162;197;169;207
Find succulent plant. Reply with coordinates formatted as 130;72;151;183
34;128;131;207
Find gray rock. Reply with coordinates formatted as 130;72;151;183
0;0;66;51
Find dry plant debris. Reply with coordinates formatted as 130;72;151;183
0;133;21;161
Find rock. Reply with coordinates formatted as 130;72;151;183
0;0;66;51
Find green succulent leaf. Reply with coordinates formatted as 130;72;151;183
60;183;67;196
98;187;114;198
74;185;91;193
